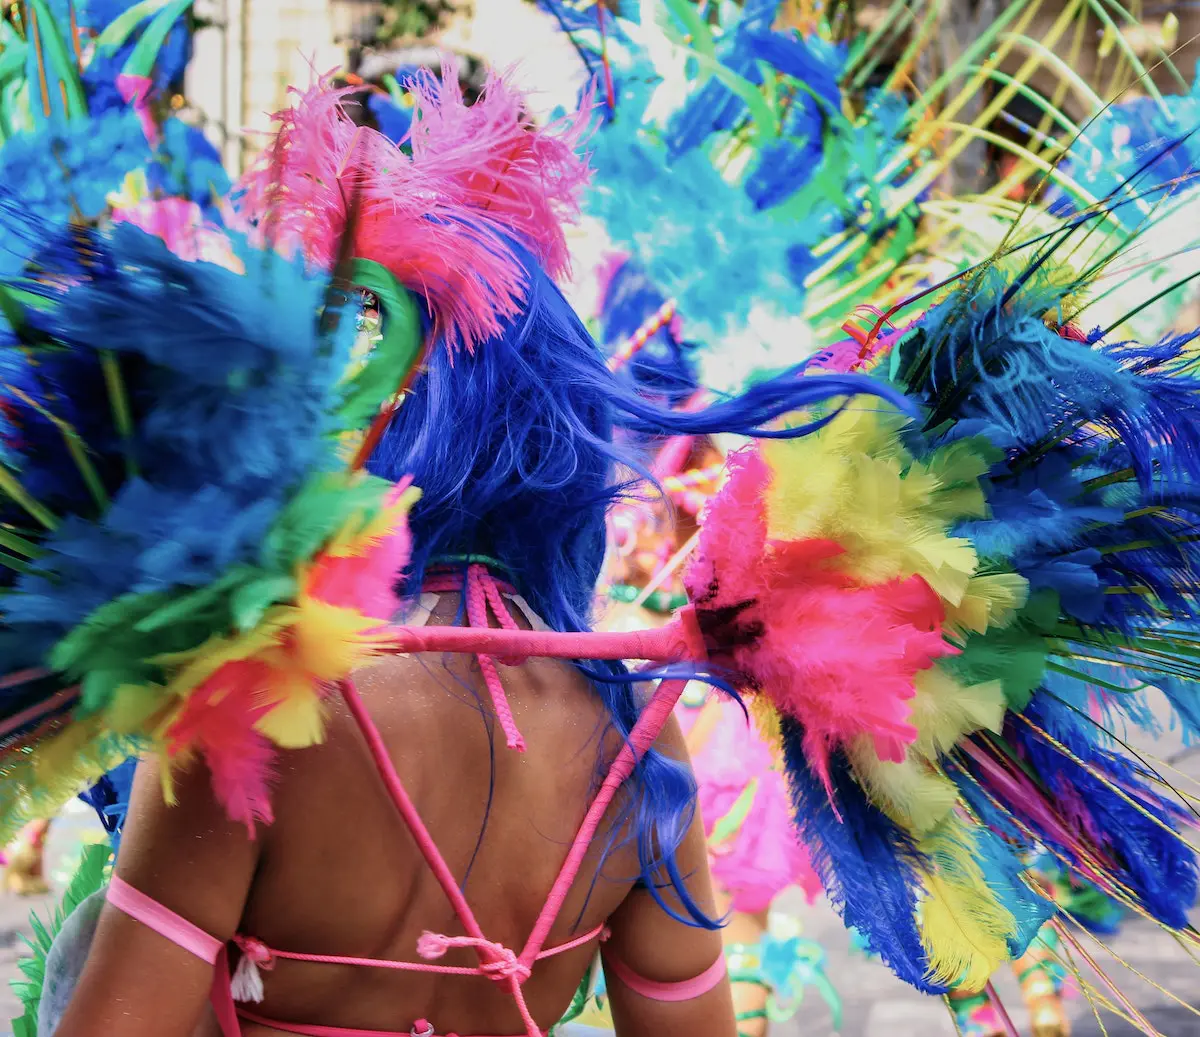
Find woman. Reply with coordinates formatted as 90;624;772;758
46;230;884;1037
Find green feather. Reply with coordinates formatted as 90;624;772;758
24;0;87;121
336;260;424;428
94;0;176;52
120;0;193;80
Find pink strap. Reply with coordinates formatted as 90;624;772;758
236;1007;486;1037
338;678;491;945
211;947;242;1037
518;678;689;965
602;951;728;1003
338;677;545;1037
464;565;526;752
107;874;224;964
235;924;603;976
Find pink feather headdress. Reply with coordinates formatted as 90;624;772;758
235;61;593;353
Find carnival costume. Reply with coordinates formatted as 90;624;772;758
0;32;908;1033
6;5;1200;1037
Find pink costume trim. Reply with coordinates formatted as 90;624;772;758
426;565;527;751
106;875;223;964
603;950;727;1002
235;1007;485;1037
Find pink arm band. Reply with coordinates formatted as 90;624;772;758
106;875;224;965
602;951;728;1003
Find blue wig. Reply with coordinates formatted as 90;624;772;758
367;242;908;924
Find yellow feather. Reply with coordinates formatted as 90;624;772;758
0;720;136;842
281;597;386;679
155;615;290;697
908;670;1007;760
917;816;1017;990
106;681;172;734
750;698;783;751
255;675;328;749
759;407;987;605
847;671;1006;836
325;481;421;558
848;742;960;835
945;572;1030;636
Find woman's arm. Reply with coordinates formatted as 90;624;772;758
53;756;260;1037
603;716;737;1037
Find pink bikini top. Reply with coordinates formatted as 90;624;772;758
106;565;726;1037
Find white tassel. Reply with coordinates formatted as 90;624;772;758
230;953;265;1003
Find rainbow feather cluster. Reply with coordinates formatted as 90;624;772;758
0;0;230;276
687;262;1200;991
0;222;422;834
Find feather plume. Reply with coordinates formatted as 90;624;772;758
780;718;941;993
237;66;592;352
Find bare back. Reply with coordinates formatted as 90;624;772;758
233;591;638;1034
63;591;734;1037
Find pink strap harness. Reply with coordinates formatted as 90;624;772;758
105;566;725;1037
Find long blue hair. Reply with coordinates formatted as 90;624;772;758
367;242;908;924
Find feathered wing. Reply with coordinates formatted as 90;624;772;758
687;254;1200;991
0;48;596;839
0;223;422;835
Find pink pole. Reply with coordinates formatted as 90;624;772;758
380;609;703;664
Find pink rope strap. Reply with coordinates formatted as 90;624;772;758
338;676;545;1036
232;925;605;977
464;564;527;751
235;1006;488;1037
335;588;708;1037
519;677;690;965
382;605;706;665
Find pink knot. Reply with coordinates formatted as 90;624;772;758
416;931;531;985
233;936;275;968
416;931;452;960
479;945;532;984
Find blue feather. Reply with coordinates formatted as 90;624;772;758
0;223;356;651
662;4;784;158
974;826;1056;957
1158;676;1200;746
1012;695;1198;929
78;757;137;851
779;717;941;992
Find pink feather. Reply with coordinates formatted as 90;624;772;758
687;448;956;794
306;478;415;620
235;64;592;352
404;57;594;281
165;658;277;833
236;75;522;352
686;447;771;612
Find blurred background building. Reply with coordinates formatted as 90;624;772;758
182;0;1200;177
